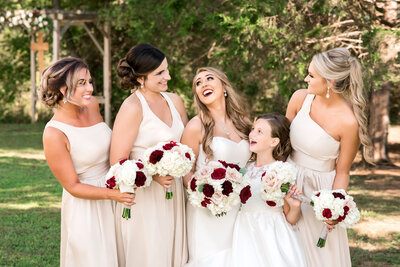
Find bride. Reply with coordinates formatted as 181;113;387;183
181;67;252;267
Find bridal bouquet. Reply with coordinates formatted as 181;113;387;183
310;189;360;247
188;160;252;217
105;159;151;219
260;161;297;207
143;141;195;199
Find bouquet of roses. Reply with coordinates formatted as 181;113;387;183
260;161;297;207
142;141;195;199
105;159;151;219
187;160;252;217
310;189;360;247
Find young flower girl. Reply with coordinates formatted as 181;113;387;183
230;113;306;267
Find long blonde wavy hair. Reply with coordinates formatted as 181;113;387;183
192;67;252;160
312;47;372;162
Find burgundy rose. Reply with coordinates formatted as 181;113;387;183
149;150;164;164
266;201;276;207
261;171;266;181
106;176;116;189
135;171;146;187
211;168;226;180
136;162;144;169
190;178;197;192
332;192;345;199
222;180;233;196
203;184;215;198
336;214;346;222
201;198;211;207
240;185;252;204
163;144;174;150
218;160;229;168
344;205;350;214
119;158;128;165
185;152;191;160
322;208;332;219
162;141;178;150
227;163;240;171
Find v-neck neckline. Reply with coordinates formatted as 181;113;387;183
138;90;174;129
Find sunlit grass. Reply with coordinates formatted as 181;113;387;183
0;123;61;266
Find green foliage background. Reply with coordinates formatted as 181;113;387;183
0;0;399;122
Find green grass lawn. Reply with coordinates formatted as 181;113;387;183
0;123;62;266
0;123;399;266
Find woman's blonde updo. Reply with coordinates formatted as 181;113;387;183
192;67;252;160
38;57;88;108
116;43;165;90
312;47;372;161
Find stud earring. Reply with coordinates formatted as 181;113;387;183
326;87;330;99
224;91;227;97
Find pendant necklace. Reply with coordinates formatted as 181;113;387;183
221;122;231;136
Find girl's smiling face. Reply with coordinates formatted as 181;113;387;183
249;118;279;154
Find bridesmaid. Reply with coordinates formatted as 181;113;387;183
40;57;134;267
286;47;372;267
182;67;252;267
110;44;188;267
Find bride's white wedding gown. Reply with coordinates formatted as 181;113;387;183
185;137;251;267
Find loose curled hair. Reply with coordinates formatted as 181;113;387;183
192;67;252;160
38;57;88;108
312;47;372;162
116;43;165;90
257;113;292;161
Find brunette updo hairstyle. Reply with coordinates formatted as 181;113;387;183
257;113;292;161
39;57;89;108
116;43;165;90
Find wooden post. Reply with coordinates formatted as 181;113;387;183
30;34;37;123
104;25;111;126
30;32;49;75
53;18;60;62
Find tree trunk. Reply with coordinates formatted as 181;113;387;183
368;83;391;164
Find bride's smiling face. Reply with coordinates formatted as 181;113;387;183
194;71;225;106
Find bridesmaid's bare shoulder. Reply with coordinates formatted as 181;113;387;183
286;89;308;122
117;92;143;119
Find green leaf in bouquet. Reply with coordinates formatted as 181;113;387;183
239;168;246;176
280;182;290;193
198;183;205;192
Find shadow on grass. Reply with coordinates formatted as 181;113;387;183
0;207;60;266
0;156;62;205
349;229;400;266
0;123;45;151
349;175;400;217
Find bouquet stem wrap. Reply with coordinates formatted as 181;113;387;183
317;225;329;248
166;188;173;199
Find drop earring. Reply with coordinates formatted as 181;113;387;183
224;91;227;97
141;82;144;89
326;87;330;99
63;97;67;104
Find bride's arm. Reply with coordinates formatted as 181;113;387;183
181;116;202;188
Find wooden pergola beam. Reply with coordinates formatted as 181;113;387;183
26;9;112;126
